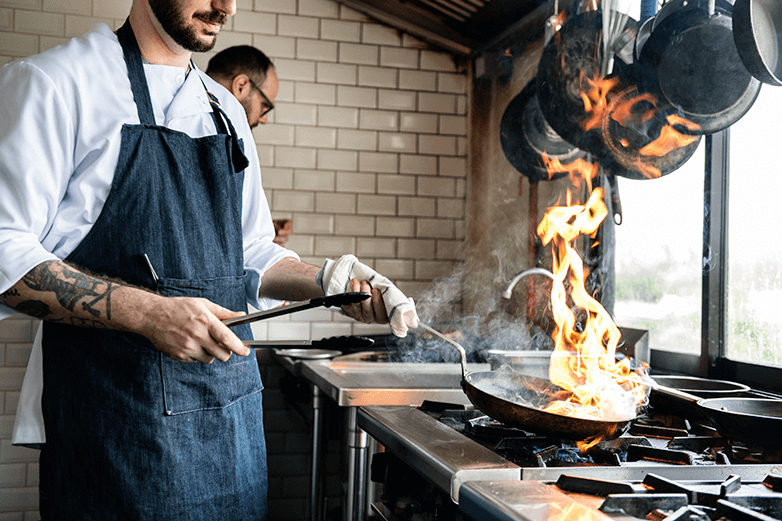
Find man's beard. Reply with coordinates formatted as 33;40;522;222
148;0;226;52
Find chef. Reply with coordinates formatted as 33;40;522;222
0;0;417;519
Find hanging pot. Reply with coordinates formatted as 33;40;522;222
500;78;591;182
733;0;782;85
638;0;762;134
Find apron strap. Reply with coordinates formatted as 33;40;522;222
200;82;250;173
117;19;156;126
117;20;249;173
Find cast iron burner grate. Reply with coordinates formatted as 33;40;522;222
423;403;782;469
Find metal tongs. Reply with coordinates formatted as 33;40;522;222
222;292;371;327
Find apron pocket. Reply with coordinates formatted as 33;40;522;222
160;354;262;415
156;275;263;415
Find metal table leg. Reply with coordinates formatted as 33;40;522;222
345;407;368;521
310;385;324;521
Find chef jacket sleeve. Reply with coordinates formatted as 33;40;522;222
0;61;70;300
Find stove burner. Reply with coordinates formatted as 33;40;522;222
557;472;782;521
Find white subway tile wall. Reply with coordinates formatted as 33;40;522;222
0;0;468;518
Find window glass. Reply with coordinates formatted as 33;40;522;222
727;87;782;366
612;143;705;354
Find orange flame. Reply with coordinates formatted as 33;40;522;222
536;163;648;450
606;87;701;180
579;74;620;131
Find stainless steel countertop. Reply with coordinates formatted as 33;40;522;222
458;480;635;521
358;405;521;503
299;352;488;407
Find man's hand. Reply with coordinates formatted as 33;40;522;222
341;278;388;325
2;259;251;365
140;296;251;364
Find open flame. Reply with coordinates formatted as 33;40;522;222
537;156;649;450
576;74;701;179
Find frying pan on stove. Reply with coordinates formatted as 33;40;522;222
649;375;750;419
649;379;782;448
698;397;782;449
463;369;635;440
420;324;634;441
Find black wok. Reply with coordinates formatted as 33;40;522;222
420;323;634;441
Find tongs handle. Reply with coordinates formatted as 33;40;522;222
223;292;370;327
245;335;375;350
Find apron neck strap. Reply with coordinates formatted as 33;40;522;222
117;19;156;126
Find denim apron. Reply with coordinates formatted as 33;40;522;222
40;20;268;521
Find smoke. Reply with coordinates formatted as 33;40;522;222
391;250;555;365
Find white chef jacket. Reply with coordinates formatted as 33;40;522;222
1;23;297;445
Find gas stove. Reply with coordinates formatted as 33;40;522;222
359;400;782;521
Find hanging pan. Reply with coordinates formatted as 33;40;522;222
733;0;782;85
638;0;762;134
601;85;702;179
536;11;690;179
500;78;591;182
536;10;625;163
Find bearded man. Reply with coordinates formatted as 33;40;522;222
0;1;417;519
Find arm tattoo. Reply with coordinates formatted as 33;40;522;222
10;261;120;322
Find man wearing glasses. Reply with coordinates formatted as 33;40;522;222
206;45;276;129
206;46;292;245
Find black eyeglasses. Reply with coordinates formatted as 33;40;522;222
250;79;274;117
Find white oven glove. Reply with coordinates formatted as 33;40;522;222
316;254;419;337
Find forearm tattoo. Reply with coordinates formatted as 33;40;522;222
1;261;119;325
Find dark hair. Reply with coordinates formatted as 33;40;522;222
206;45;274;85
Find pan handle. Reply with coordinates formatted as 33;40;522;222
649;381;702;404
418;323;468;378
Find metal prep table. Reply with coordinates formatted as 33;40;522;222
287;352;489;521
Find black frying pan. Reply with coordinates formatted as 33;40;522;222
699;397;782;448
650;379;782;448
420;324;634;441
649;375;750;420
733;0;782;85
638;0;762;134
500;78;590;183
463;369;634;440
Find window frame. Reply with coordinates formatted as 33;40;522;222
647;130;782;393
